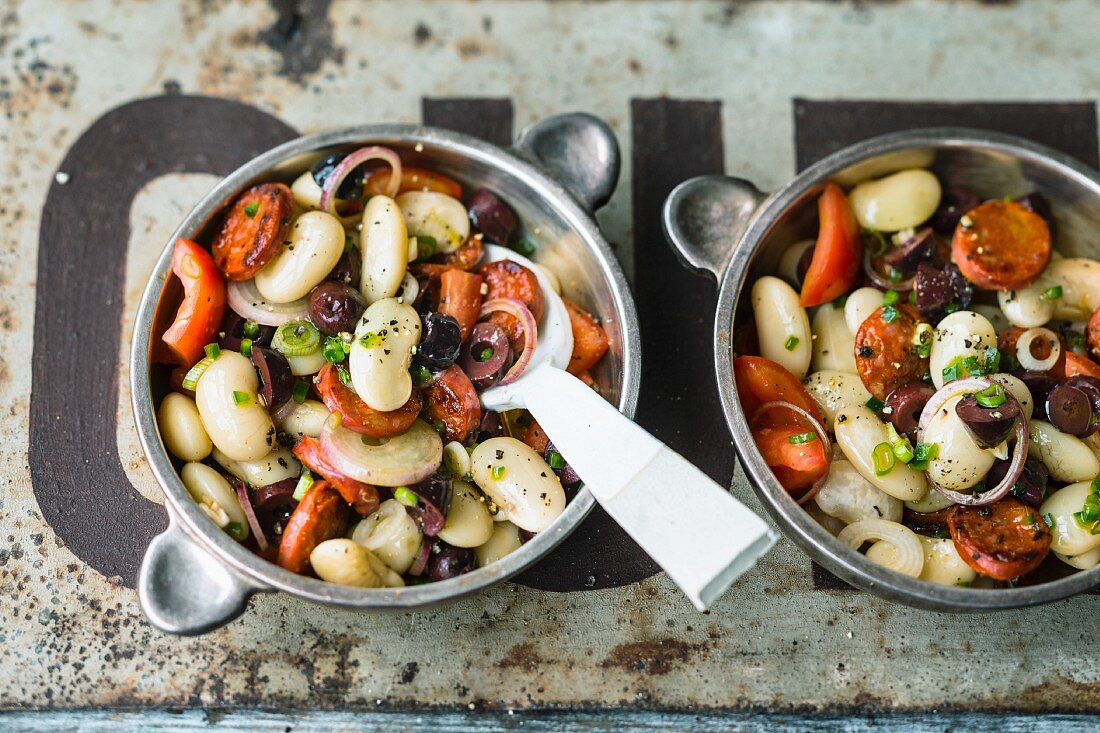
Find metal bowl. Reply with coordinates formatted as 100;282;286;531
664;128;1100;611
133;114;639;635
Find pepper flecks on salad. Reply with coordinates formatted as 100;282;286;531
153;147;610;588
740;168;1100;587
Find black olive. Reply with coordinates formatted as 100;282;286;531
467;188;518;245
327;246;361;289
1046;383;1096;438
427;542;476;581
218;310;274;352
250;347;294;409
883;227;935;273
308;282;365;336
928;186;980;233
884;381;936;438
416;312;463;371
310;151;365;200
955;393;1022;448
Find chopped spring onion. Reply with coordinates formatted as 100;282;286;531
881;305;899;324
872;442;896;476
1041;285;1064;301
243;201;259;218
359;331;383;349
205;342;221;360
514;237;538;257
411;364;432;386
225;521;246;539
984;347;1001;374
491;464;506;480
337;367;352;387
232;390;251;406
416;235;437;260
943;302;961;315
975;383;1006;409
477;346;494;362
394;486;419;507
784;335;800;351
962;355;981;375
915;342;932;359
240;338;253;357
883;290;899;306
323;335;348;364
242;319;260;337
292;470;314;501
431;420;447;436
788;432;818;445
1043;512;1056;529
273;320;321;357
888;268;904;283
892;437;914;464
546;451;566;469
1068;330;1087;350
291;379;310;404
865;396;885;412
910;442;939;470
942;361;961;384
181;356;215;391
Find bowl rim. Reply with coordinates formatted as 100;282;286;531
131;123;641;608
715;127;1100;610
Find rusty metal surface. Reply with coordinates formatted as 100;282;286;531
3;0;1100;714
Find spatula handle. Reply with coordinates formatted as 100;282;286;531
522;367;776;610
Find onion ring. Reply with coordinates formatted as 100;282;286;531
408;538;431;577
397;271;419;305
319;416;442;487
863;248;915;292
478;298;537;386
233;478;269;552
837;519;924;577
318;146;402;215
749;400;833;505
227;279;310;326
270;396;300;426
1017;327;1061;372
917;377;1029;506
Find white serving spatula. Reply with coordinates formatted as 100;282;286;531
478;244;776;610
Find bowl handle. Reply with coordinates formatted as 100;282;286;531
512;113;621;212
138;512;267;636
662;175;767;281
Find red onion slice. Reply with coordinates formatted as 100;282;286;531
749;400;833;505
478;298;537;386
319;416;442;487
227;279;310;326
270;396;300;425
233;479;269;552
408;537;431;576
863;248;915;292
318;146;402;214
917;377;1029;506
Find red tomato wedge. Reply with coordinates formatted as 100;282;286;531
276;480;350;575
948;498;1052;581
951;200;1050;291
293;436;380;516
753;425;829;493
438;269;484;341
160;238;227;368
562;298;609;376
733;355;824;429
800;182;862;307
315;363;422;438
424;364;481;443
364;166;463;199
1065;351;1100;379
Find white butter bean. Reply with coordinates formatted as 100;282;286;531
929;310;997;389
988;373;1034;421
276;399;330;439
844;287;884;336
804;370;871;430
351;499;422;573
310;538;404;588
195;351;274;462
212;446;300;487
1041;481;1100;557
1028;420;1100;483
814;460;903;524
290;170;322;210
254;211;345;303
158;392;212;461
181;461;248;539
751;275;811;378
471;437;565;533
848;169;942;232
349;297;421;411
1055;547;1100;571
811;302;858;374
438;480;494;548
998;277;1057;329
1047;257;1100;321
917;536;977;587
443;441;472;479
971;304;1010;334
286;349;327;377
360;195;409;305
396;191;470;254
923;394;995;492
475;521;523;567
777;239;815;286
834;406;927;501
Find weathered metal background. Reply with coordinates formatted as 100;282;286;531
4;0;1100;719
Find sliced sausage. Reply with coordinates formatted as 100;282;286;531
854;304;930;401
951;200;1051;291
410;235;484;278
947;497;1052;581
277;481;350;574
424;364;481;444
562;298;609;376
211;183;294;281
315;363;422;438
479;259;544;353
293;436;379;516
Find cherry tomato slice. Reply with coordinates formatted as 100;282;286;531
364;166;463;199
316;363;422;438
733;355;824;429
424;364;481;443
438;269;483;341
277;480;350;575
854;304;930;401
562;298;609;376
1065;351;1100;380
293;436;379;516
211;183;294;281
160;238;227;367
947;497;1052;581
951;200;1051;291
753;424;829;493
800;181;862;307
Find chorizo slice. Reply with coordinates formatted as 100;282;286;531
947;497;1052;581
211;183;294;281
854;304;930;401
562;298;609;376
277;480;350;574
315;363;422;438
410;235;484;278
951;200;1051;291
424;364;481;444
293;436;379;516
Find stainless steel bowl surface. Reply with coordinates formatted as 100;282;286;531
664;128;1100;611
133;115;639;634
